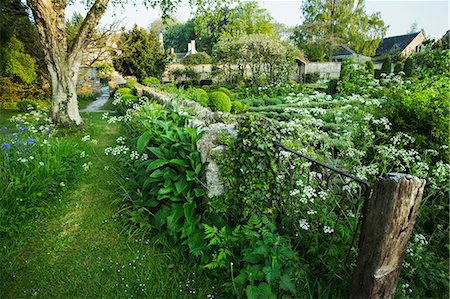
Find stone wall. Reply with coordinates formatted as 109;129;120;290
136;84;237;198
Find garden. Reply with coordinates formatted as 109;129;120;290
1;0;449;298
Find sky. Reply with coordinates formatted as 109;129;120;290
66;0;450;39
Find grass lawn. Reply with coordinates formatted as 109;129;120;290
0;113;221;298
0;109;20;129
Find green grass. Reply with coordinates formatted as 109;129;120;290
100;97;115;111
0;109;20;129
0;113;221;298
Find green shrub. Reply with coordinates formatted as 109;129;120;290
125;78;138;90
305;72;320;83
327;79;338;95
201;85;210;92
142;76;161;86
250;98;265;107
264;98;282;106
381;56;392;74
180;52;212;65
115;88;133;96
189;88;209;107
394;61;404;74
200;79;213;86
17;99;38;112
216;87;232;98
208;91;231;112
404;57;414;77
365;60;375;76
231;101;248;113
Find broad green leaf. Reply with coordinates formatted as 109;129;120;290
154;205;171;230
146;159;169;172
187;230;204;256
183;202;196;224
149;169;165;178
149;147;166;159
170;158;189;168
175;178;188;195
280;275;296;295
245;285;259;299
137;131;152;153
167;204;184;234
158;187;173;195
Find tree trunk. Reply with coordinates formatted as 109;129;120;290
48;61;82;126
26;0;109;127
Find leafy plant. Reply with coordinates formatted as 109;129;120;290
208;91;231;112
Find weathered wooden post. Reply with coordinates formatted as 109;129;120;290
350;173;425;299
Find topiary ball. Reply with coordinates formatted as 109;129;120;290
115;88;133;96
208;91;231;112
216;87;232;98
231;101;248;113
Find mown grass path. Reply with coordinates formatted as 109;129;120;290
1;113;217;298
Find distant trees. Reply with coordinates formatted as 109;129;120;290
113;26;168;81
292;0;387;61
214;33;296;85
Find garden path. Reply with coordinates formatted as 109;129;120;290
80;86;113;112
1;114;211;298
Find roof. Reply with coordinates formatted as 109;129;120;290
175;53;187;60
332;46;355;57
375;32;423;56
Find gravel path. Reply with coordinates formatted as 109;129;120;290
80;86;113;112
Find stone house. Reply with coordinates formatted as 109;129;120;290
375;31;426;58
331;46;372;63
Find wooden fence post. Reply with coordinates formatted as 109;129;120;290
350;173;426;299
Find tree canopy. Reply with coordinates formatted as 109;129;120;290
292;0;387;61
113;26;168;81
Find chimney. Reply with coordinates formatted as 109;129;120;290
187;42;191;52
190;40;196;54
158;32;164;52
170;48;174;55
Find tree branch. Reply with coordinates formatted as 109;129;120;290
68;0;110;64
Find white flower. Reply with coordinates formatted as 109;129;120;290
81;135;91;142
323;226;334;234
299;218;310;230
82;162;92;171
90;139;98;145
130;151;140;160
80;151;86;158
39;162;44;166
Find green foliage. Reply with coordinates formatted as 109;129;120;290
126;107;206;254
292;0;387;61
214;33;296;85
201;85;210;92
77;93;95;109
365;60;374;76
208;91;231;112
180;52;212;65
381;56;392;74
0;110;80;236
403;57;413;77
203;215;299;298
1;37;37;84
16;99;38;112
142;76;161;86
394;61;404;74
163;19;197;53
327;79;338;95
337;58;374;96
125;78;138;90
305;72;320;83
187;88;209;107
115;88;133;96
231;101;248;113
113;26;168;81
216;87;232;97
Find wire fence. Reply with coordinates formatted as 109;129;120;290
272;141;372;276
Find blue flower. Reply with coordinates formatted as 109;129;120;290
1;143;10;151
11;133;17;139
17;120;23;125
17;126;22;132
26;137;36;145
23;127;28;132
1;127;7;131
45;128;50;134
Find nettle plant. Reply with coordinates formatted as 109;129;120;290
203;215;299;299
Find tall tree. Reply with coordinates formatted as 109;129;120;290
24;0;218;126
113;26;167;80
292;0;387;61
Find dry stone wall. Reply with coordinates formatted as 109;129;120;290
136;84;237;198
